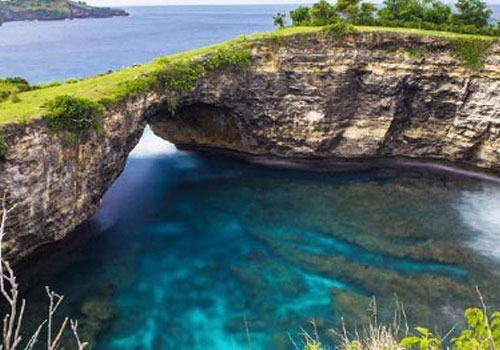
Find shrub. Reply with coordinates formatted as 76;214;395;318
34;81;62;89
10;93;21;103
407;47;423;59
273;12;286;28
0;131;8;159
323;20;357;39
0;77;31;102
290;6;311;26
450;38;491;69
44;95;104;133
155;60;205;94
452;308;500;350
111;73;157;101
310;0;338;26
62;131;77;146
205;44;252;72
153;60;206;113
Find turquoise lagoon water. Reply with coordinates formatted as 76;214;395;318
3;5;500;350
16;129;500;350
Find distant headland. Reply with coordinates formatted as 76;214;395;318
0;0;129;25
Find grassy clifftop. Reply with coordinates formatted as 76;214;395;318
0;26;495;125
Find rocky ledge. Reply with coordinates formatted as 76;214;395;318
2;31;500;262
151;32;500;171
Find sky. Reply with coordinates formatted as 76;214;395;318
86;0;316;6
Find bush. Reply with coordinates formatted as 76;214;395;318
399;308;500;350
0;77;31;102
0;131;8;159
153;60;206;113
310;0;338;26
44;95;104;132
111;73;157;101
290;6;311;26
323;20;357;39
273;12;286;28
450;38;491;69
205;44;252;72
155;60;205;94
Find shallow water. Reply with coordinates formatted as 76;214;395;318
16;128;500;350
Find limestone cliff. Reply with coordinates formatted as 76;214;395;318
0;94;161;262
3;31;500;262
150;32;500;171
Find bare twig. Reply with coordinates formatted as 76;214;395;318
70;320;88;350
0;192;87;350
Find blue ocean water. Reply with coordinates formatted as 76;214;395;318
3;6;500;350
14;128;500;350
0;5;300;83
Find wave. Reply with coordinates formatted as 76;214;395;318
457;186;500;261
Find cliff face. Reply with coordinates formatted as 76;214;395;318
0;94;160;262
3;31;500;262
150;32;500;171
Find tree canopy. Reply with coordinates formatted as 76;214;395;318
286;0;497;36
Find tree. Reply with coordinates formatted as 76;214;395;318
357;2;378;24
309;0;337;26
334;0;362;22
454;0;492;28
423;0;452;25
273;12;286;28
378;0;425;22
290;6;311;26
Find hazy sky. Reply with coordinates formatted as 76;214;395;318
87;0;315;6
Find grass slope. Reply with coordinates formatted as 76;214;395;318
0;26;495;125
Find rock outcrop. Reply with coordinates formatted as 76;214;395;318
3;31;500;262
151;32;500;171
0;94;161;262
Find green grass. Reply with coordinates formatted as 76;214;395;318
0;26;496;125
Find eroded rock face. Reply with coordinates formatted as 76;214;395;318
0;94;161;262
3;31;500;261
151;32;500;171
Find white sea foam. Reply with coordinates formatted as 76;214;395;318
457;186;500;261
129;126;177;158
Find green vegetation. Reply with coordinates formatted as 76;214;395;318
0;77;31;102
110;43;251;113
0;0;128;23
205;44;252;72
302;306;500;350
44;95;103;132
287;0;500;36
273;12;286;28
407;47;424;58
155;60;206;113
398;308;500;350
450;38;492;69
323;20;357;39
0;131;8;159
